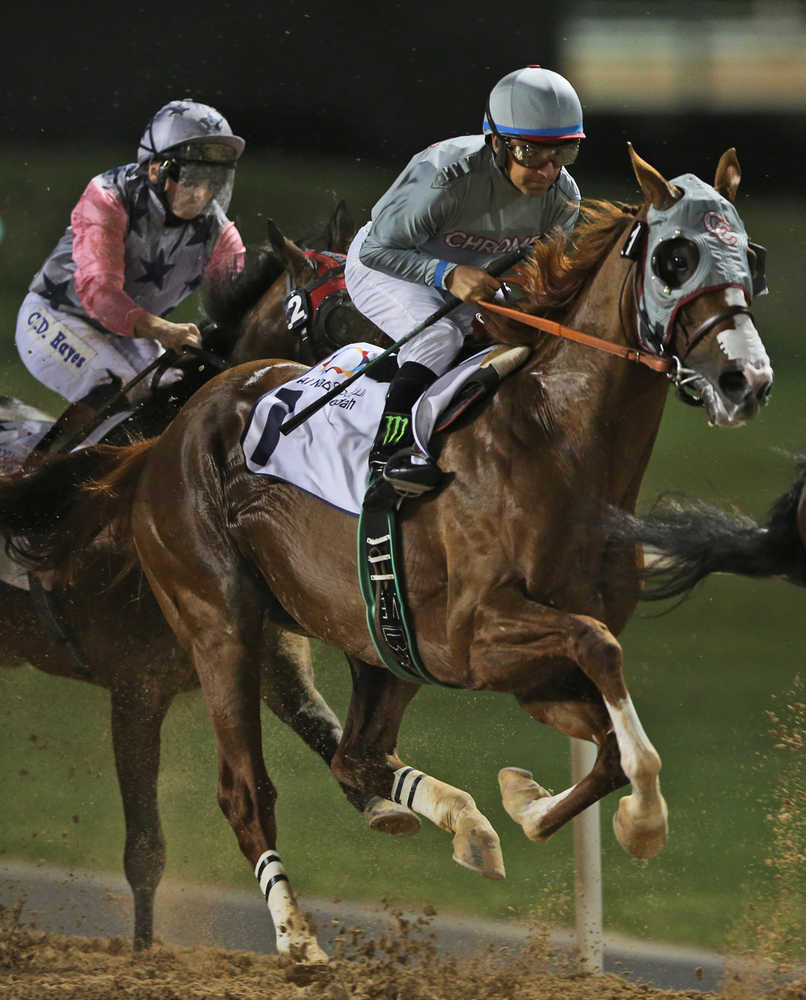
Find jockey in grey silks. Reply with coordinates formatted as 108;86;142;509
345;65;584;496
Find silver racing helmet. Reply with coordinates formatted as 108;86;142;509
483;65;585;169
137;100;245;213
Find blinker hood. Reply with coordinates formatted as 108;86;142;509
638;173;758;351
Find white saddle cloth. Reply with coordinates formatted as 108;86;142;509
242;343;496;516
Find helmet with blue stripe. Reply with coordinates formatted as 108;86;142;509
483;66;584;144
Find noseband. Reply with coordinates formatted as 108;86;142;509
675;303;754;357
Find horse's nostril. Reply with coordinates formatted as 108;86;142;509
718;370;749;403
758;380;773;406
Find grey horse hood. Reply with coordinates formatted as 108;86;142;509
640;173;756;348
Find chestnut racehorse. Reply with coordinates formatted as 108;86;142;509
0;209;400;953
0;147;773;963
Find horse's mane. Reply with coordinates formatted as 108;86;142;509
479;199;639;357
521;199;639;316
200;245;285;331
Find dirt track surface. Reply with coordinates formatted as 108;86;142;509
2;906;804;1000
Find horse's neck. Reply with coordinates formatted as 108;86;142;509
508;233;669;509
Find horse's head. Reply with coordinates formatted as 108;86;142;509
265;219;387;365
628;144;773;426
203;203;387;368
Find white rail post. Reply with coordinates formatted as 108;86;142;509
570;737;603;974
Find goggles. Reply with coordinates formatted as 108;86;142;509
164;140;240;165
504;137;581;169
159;158;236;213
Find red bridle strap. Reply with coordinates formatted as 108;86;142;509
477;300;674;375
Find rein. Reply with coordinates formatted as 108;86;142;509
477;300;675;375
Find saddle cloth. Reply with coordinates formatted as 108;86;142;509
241;342;498;516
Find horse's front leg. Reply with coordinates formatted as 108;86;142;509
109;678;175;951
331;657;505;879
468;587;668;859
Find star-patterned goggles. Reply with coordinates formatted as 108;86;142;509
504;137;581;169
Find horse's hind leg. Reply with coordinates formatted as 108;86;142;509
260;628;420;836
110;678;175;951
140;558;327;963
331;657;505;879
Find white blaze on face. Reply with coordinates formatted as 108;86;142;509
716;288;770;367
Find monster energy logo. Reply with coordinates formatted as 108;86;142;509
382;414;409;445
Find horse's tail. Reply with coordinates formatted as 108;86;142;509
608;463;806;599
0;439;154;579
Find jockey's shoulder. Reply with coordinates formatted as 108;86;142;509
424;135;490;190
554;167;581;203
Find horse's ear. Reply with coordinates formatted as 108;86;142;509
266;219;315;285
627;142;681;211
713;148;741;203
327;199;355;254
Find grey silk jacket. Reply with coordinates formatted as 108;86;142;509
358;135;580;288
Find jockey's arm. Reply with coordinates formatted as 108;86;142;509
359;170;502;302
71;181;201;352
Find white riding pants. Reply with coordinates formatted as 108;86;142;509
345;223;477;376
15;291;165;405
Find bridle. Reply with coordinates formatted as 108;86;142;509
480;209;756;407
284;250;360;365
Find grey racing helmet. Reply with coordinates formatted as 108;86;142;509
483;66;585;143
137;100;245;165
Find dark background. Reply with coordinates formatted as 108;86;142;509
3;0;803;193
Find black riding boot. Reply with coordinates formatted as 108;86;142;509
368;361;443;496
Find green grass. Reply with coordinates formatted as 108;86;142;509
0;147;804;959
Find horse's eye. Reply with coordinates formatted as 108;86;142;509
651;238;699;289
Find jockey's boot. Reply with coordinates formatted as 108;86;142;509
368;361;443;497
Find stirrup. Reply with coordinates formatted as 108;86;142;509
382;447;443;497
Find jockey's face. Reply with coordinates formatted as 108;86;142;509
492;136;562;197
147;161;215;219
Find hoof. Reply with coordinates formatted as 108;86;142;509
282;940;329;967
281;958;331;985
452;810;506;880
363;795;421;837
613;794;668;859
498;766;554;842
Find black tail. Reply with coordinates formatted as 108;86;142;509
0;441;153;574
607;462;806;599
